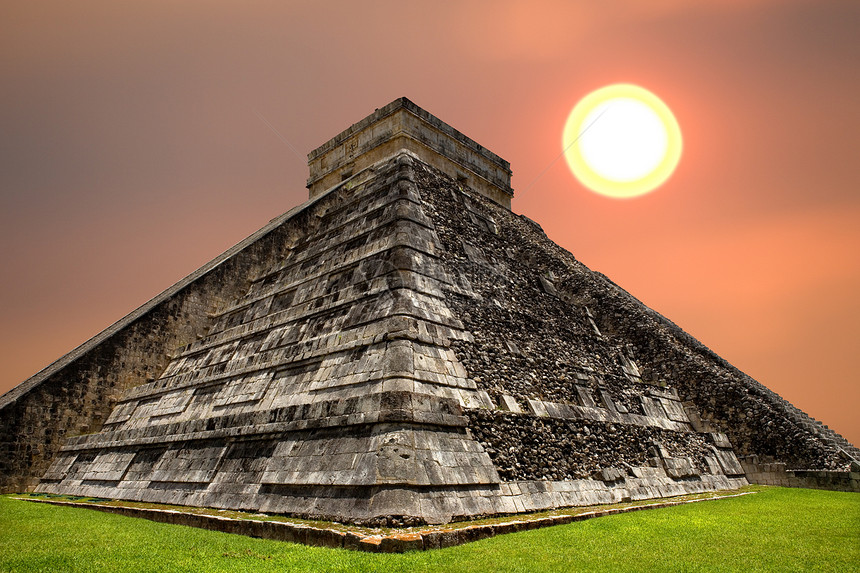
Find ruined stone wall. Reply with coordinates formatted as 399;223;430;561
739;455;860;492
574;283;859;470
467;410;715;481
0;209;307;493
413;161;856;475
412;164;740;492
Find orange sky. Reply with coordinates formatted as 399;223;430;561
2;0;858;445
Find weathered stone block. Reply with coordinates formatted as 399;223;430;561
594;467;626;483
498;395;523;413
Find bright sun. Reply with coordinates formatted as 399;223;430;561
563;84;682;199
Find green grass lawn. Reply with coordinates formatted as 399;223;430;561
1;487;857;572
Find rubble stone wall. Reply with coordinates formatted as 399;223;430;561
581;285;860;470
467;410;714;482
413;161;857;476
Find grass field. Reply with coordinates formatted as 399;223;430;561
1;487;857;572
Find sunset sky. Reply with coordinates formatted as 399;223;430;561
2;1;858;444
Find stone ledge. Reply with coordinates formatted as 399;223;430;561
15;489;756;553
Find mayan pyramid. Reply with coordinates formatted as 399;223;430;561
1;98;856;525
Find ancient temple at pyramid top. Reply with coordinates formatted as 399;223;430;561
306;97;513;208
0;97;856;524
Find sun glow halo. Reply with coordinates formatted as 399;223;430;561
563;84;682;198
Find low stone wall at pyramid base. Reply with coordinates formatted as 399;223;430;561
36;471;747;526
740;456;860;493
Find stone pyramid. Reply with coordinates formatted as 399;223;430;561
2;98;856;525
